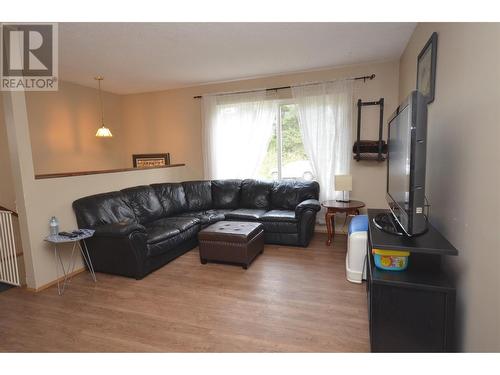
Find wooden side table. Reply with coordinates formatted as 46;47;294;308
321;200;365;246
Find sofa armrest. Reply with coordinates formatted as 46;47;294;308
85;222;148;279
295;199;321;216
94;222;146;238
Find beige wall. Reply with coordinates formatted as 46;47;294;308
121;60;400;210
26;81;128;175
399;23;500;352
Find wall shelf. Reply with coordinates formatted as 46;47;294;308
34;164;186;180
354;98;387;162
353;154;386;162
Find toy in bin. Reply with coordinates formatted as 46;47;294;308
372;249;410;271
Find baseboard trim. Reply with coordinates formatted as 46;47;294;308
25;267;87;292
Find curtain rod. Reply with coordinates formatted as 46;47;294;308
192;74;375;99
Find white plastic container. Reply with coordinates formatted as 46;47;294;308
346;231;367;283
346;215;368;284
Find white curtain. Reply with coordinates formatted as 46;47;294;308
202;91;277;179
292;80;354;219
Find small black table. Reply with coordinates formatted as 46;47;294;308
367;209;458;352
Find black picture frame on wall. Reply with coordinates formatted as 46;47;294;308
416;32;438;104
132;153;170;168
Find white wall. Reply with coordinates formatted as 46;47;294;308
399;23;500;352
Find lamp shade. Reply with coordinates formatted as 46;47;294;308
335;175;352;192
96;126;113;137
94;76;113;138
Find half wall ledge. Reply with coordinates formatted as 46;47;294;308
34;164;186;180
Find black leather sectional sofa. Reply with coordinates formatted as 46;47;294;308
72;179;320;279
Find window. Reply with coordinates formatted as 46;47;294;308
258;103;314;180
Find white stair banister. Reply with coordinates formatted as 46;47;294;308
0;210;21;286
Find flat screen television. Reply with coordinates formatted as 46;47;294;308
376;90;428;236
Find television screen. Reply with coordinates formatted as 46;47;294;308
387;104;411;214
385;90;428;236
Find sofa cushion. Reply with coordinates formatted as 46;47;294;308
179;209;231;226
163;216;200;232
240;179;274;209
225;208;267;221
144;216;200;245
271;180;320;210
260;210;298;233
146;224;199;257
145;226;180;245
260;210;297;222
211;179;242;209
182;181;212;211
73;191;136;228
151;183;188;216
121;185;164;224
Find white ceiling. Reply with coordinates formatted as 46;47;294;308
59;23;416;94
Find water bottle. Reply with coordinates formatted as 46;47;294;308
49;216;59;236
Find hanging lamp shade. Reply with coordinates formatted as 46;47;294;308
95;76;113;138
96;126;113;137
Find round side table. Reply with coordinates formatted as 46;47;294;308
321;200;365;246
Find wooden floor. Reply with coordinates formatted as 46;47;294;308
0;233;369;352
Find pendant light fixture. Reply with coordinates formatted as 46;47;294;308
95;76;113;138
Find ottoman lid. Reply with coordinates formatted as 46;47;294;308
198;221;263;243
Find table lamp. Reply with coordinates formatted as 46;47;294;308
335;175;352;203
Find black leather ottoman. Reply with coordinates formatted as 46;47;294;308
198;221;264;269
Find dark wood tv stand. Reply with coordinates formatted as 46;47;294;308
367;209;458;352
